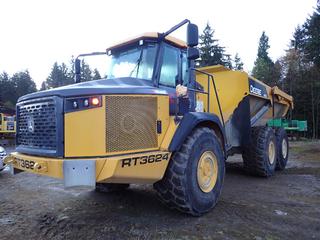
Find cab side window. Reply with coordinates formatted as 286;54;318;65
181;52;188;86
159;44;179;87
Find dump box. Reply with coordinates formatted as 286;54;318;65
194;65;293;149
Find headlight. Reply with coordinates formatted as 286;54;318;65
65;96;102;112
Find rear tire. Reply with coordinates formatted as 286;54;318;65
275;128;289;170
95;183;130;193
154;127;225;216
242;126;277;177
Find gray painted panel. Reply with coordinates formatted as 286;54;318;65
63;160;96;187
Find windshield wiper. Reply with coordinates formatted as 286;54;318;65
129;49;143;77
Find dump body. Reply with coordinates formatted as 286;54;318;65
195;65;293;149
196;65;292;123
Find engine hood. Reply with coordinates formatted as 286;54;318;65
18;77;168;102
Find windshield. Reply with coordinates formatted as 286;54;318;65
107;43;157;80
4;116;14;122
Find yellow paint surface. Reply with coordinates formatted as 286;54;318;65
6;150;171;184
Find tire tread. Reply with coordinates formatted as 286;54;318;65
154;127;221;216
242;126;276;177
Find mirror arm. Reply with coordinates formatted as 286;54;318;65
74;52;107;83
77;52;107;58
161;19;190;38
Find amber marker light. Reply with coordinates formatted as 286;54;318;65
91;97;100;106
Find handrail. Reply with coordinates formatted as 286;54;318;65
190;68;225;129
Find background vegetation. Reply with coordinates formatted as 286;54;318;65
0;3;319;138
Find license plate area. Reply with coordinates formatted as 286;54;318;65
14;157;48;172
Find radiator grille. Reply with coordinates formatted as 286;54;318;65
106;96;158;153
17;99;57;150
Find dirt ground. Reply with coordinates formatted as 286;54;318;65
1;141;319;240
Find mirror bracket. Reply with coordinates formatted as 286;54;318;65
74;58;81;83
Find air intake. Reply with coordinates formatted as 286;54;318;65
105;96;158;153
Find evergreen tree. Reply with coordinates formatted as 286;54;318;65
257;32;272;60
0;72;15;108
0;71;37;106
44;58;97;89
46;62;63;88
92;68;102;80
61;63;71;83
252;31;275;85
198;23;227;67
271;60;282;87
40;81;47;91
291;25;305;52
198;23;215;67
212;45;226;66
302;2;320;138
303;3;320;67
10;70;37;103
81;59;93;82
46;62;73;88
223;54;233;69
233;53;244;70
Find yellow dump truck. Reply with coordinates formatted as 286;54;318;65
0;109;16;137
5;20;293;216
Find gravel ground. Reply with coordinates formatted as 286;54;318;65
0;141;319;240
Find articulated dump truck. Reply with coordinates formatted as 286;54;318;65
5;20;293;216
0;106;16;137
0;106;16;146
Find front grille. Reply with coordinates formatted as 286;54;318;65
16;97;63;157
106;96;158;153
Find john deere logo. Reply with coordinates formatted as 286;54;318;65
27;116;34;133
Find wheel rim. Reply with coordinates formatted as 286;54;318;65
197;151;218;193
282;139;288;159
268;141;276;164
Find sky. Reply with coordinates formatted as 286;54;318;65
0;0;317;88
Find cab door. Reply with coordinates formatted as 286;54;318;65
158;43;189;115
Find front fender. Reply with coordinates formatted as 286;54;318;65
168;112;226;154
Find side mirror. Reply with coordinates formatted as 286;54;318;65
187;47;200;60
75;59;81;83
187;23;198;47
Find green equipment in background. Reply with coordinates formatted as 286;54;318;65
267;119;308;132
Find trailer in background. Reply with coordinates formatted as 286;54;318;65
268;119;307;139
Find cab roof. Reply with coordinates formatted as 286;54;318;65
107;32;187;51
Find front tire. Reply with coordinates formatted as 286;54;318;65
154;127;225;216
